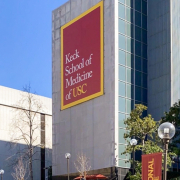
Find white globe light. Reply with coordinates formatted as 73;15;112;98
65;153;71;159
130;139;137;146
0;169;4;174
158;122;175;139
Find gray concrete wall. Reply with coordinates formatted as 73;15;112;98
171;0;180;104
148;0;171;121
52;0;116;176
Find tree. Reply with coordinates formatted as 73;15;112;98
161;101;180;155
123;104;175;179
7;85;45;180
74;153;91;178
11;157;28;180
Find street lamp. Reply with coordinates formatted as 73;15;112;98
0;169;4;180
158;122;175;180
130;138;137;175
65;153;71;180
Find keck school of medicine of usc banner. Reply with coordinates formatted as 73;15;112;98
61;1;104;110
142;152;162;180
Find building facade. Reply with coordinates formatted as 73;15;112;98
52;0;180;179
0;86;52;180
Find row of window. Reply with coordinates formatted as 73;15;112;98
119;3;147;30
119;66;147;88
119;18;147;44
119;49;147;73
118;0;147;15
119;34;147;59
119;93;147;113
119;81;147;101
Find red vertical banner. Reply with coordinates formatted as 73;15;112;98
142;153;162;180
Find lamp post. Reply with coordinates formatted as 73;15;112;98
130;139;137;175
158;122;175;180
0;169;4;180
65;153;71;180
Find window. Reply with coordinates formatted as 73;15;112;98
126;68;134;84
118;130;126;144
135;56;142;71
126;53;134;68
119;3;125;19
142;88;147;102
119;65;126;81
135;0;141;12
126;84;134;99
119;19;125;34
142;74;147;88
142;44;147;59
126;37;134;53
126;6;133;23
126;22;133;38
126;99;133;114
142;59;147;73
119;0;125;4
135;86;141;101
119;97;126;112
126;0;133;8
142;0;147;15
142;29;147;44
119;34;126;50
119;50;126;65
135;41;141;57
119;113;126;128
135;11;141;27
119;81;126;97
135;70;142;86
135;26;141;41
142;14;147;29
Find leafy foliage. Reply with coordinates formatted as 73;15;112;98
123;104;176;179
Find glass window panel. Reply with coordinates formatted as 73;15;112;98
126;37;134;53
119;34;126;50
142;88;147;102
119;0;125;4
118;130;126;144
126;22;133;38
135;26;141;41
142;59;147;73
118;159;126;167
126;99;133;114
119;113;126;128
118;144;126;159
135;11;141;27
126;53;134;68
126;84;134;99
126;68;134;84
119;97;125;112
142;14;147;29
126;7;133;23
142;29;147;44
126;0;133;8
135;86;141;101
142;110;147;117
119;50;126;65
119;19;125;34
135;40;141;57
119;65;126;81
142;73;147;88
125;161;131;168
135;56;142;71
119;3;125;19
135;70;141;86
119;81;126;97
135;0;141;12
142;0;147;15
142;44;147;59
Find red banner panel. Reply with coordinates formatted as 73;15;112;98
142;153;162;180
60;2;104;110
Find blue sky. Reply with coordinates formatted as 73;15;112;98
0;0;67;98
